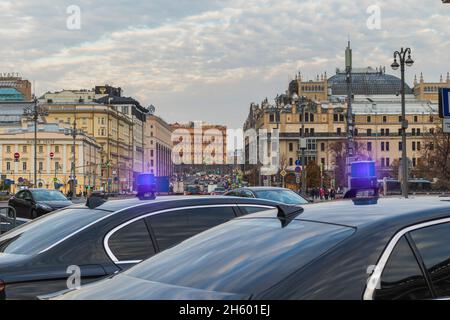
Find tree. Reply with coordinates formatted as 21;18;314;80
329;140;369;188
306;162;321;188
417;128;450;189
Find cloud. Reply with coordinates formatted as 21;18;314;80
0;0;449;128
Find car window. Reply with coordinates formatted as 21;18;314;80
374;236;432;300
187;207;236;235
410;223;450;298
31;190;68;201
0;208;111;255
148;206;236;251
147;210;190;251
108;219;156;262
240;190;254;198
254;189;308;205
239;206;275;215
127;218;354;295
15;191;25;199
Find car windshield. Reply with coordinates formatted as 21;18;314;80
127;218;354;295
31;190;68;201
0;208;111;255
253;189;308;205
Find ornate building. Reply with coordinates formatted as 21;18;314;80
243;67;444;189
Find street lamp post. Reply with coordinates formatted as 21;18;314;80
65;119;82;198
391;47;414;199
291;93;308;194
23;97;48;188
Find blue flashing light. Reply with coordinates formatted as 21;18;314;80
351;161;376;178
137;173;156;186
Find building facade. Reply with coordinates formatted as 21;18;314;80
144;114;173;177
0;74;32;102
244;68;444;189
0;123;101;194
171;122;227;171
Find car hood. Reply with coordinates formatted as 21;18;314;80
49;274;249;300
38;201;72;209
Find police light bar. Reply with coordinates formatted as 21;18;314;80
345;160;380;205
136;173;157;200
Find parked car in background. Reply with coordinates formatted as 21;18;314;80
185;185;202;195
225;187;309;205
8;189;73;219
0;191;11;201
50;197;450;300
211;187;227;196
0;196;281;299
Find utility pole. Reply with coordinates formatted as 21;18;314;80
23;96;48;188
345;41;355;188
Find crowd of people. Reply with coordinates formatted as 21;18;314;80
307;187;340;201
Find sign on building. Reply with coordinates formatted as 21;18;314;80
439;88;450;133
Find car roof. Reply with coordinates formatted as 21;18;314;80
76;195;282;212
230;187;290;191
241;196;450;229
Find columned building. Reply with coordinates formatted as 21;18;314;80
0;123;101;194
144;114;173;178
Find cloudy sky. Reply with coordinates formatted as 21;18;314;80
1;0;449;128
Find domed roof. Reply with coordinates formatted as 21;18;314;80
328;67;413;96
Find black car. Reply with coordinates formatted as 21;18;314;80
51;196;450;300
8;189;73;219
225;187;309;205
0;196;281;299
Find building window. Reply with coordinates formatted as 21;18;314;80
321;158;325;166
381;129;385;136
386;158;390;167
412;158;417;167
22;162;27;171
337;128;341;135
39;162;43;171
289;158;293;166
381;158;385;167
383;116;387;123
399;116;402;123
367;129;372;136
55;161;60;171
269;114;275;123
6;146;11;153
414;116;418;123
386;142;390;151
386;129;390;136
289;143;293;152
6;162;11;171
309;113;314;122
333;114;338;122
412;128;416;136
381;142;385;151
417;128;421;135
55;146;59;153
354;129;358;136
367;142;372;152
320;143;325;152
367;116;371;123
399;141;403;151
23;146;27;153
429;128;434;134
429;116;434;123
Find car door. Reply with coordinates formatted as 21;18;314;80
11;191;26;218
22;190;34;218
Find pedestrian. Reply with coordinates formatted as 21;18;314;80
330;188;336;200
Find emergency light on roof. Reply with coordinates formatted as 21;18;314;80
345;160;380;205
